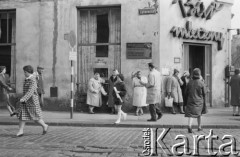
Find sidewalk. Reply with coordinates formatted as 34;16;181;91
0;107;240;128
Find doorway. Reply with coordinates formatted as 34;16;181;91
183;43;212;106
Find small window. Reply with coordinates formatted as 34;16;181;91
94;68;108;78
96;13;109;57
0;12;12;43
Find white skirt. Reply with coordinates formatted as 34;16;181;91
132;87;148;107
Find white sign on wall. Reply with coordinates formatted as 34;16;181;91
69;51;77;61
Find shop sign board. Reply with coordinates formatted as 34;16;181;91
138;0;158;15
139;8;157;15
172;0;224;20
126;43;152;59
69;51;77;61
170;21;224;50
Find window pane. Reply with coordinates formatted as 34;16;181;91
97;13;109;43
96;45;108;57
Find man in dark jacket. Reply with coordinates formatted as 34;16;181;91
35;66;45;108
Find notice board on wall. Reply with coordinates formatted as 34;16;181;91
126;43;152;59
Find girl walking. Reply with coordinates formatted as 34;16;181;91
113;74;127;124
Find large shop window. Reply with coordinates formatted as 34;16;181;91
0;10;16;86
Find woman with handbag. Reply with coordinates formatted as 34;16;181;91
16;65;48;137
185;68;207;133
0;66;16;117
87;72;107;114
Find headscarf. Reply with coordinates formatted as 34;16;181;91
0;66;6;73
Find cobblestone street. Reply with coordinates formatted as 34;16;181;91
0;125;240;157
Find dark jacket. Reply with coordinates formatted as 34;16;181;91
185;77;206;118
0;74;10;102
229;74;240;106
36;72;45;94
113;81;127;105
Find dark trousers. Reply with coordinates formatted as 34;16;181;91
38;94;43;108
149;104;162;120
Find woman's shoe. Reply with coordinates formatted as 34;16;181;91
16;132;24;137
89;111;95;114
114;119;120;124
42;125;49;135
198;128;203;131
10;112;17;117
188;128;193;133
135;112;139;116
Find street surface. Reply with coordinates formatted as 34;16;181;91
0;125;240;157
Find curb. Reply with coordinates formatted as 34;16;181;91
1;122;240;129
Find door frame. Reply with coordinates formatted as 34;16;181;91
182;42;213;107
76;6;121;92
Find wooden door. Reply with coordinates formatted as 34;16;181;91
204;45;212;107
77;7;121;92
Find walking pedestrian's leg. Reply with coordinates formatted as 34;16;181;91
35;119;48;135
233;106;237;115
197;116;202;131
188;117;193;133
136;107;140;116
89;106;94;114
179;102;184;114
121;108;127;120
6;105;14;115
148;104;156;121
155;104;162;120
115;105;122;124
140;107;144;115
172;103;176;114
16;120;25;136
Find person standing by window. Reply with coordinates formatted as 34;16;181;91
181;71;190;107
0;66;15;117
166;69;184;114
132;71;148;116
34;66;45;108
16;65;48;137
87;72;107;114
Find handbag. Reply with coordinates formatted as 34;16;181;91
165;96;173;107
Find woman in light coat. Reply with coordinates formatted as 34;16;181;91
87;72;107;114
132;71;148;116
166;69;184;114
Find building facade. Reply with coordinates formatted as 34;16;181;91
0;0;234;110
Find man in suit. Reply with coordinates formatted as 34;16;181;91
35;66;45;108
140;63;163;121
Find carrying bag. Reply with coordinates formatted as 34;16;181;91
165;97;173;107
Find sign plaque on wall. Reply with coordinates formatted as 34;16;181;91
126;43;152;59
